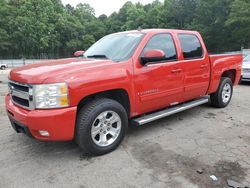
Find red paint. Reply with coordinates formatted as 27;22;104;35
74;50;85;57
208;54;242;93
5;29;242;141
144;49;165;58
5;95;77;141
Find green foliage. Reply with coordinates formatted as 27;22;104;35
226;0;250;48
0;0;249;58
0;0;11;53
162;0;197;28
191;0;235;52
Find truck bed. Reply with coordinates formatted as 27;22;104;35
208;52;242;94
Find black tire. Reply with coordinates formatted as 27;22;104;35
0;66;5;70
76;98;128;156
210;77;233;108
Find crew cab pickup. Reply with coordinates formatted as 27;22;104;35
5;29;242;155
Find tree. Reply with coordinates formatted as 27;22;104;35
123;2;147;30
0;0;249;58
191;0;234;52
0;0;11;55
226;0;250;48
162;0;197;29
82;34;95;49
144;0;164;28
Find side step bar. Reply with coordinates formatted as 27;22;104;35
132;97;209;126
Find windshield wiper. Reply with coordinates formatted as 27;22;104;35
86;55;109;59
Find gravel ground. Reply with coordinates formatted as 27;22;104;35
0;69;249;188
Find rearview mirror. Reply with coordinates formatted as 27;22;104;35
140;49;166;65
74;50;85;57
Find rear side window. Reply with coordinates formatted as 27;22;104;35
142;34;177;61
178;34;203;60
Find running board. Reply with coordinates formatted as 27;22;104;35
132;97;209;126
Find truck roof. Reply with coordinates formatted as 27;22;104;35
116;28;200;35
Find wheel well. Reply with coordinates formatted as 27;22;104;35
221;69;236;84
77;89;130;115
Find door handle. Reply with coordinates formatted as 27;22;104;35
171;69;182;73
200;64;208;69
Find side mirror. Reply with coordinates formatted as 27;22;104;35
140;49;166;65
74;50;85;57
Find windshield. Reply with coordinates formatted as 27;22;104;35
243;54;250;62
84;33;144;62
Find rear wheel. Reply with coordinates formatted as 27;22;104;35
210;77;233;108
1;66;6;70
76;98;128;156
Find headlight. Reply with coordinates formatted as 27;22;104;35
34;83;69;109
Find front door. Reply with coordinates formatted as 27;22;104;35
134;33;184;115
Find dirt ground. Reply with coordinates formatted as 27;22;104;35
0;69;249;188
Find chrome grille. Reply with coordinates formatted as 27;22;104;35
9;80;34;110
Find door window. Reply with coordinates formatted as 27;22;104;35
178;34;203;60
142;34;177;62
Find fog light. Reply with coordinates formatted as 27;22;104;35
39;130;50;137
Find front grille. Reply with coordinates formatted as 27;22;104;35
9;82;29;92
243;69;250;73
12;96;30;107
9;80;34;110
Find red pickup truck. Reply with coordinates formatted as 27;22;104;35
5;29;242;155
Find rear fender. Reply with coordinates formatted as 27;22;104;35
207;54;242;94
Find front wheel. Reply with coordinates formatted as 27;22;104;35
210;77;233;108
76;98;128;156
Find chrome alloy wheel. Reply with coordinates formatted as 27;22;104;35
222;83;232;103
91;111;122;147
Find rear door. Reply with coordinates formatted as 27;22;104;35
134;33;184;114
177;34;210;101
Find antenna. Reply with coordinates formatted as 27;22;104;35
137;26;142;31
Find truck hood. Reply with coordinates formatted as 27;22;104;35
9;58;115;84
